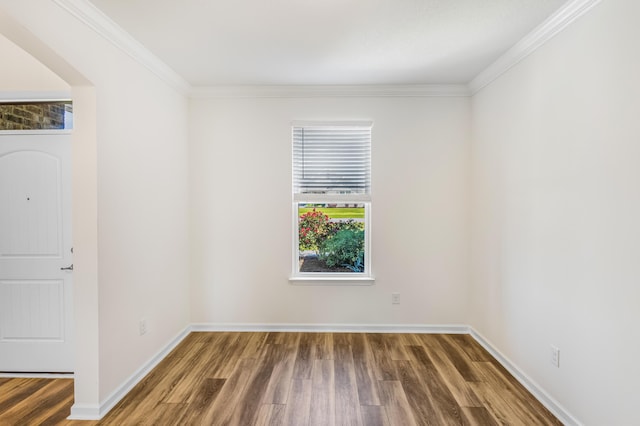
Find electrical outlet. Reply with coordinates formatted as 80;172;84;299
139;318;148;336
392;292;400;304
550;345;560;367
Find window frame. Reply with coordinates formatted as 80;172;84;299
290;121;374;283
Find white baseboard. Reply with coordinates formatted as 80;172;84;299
469;328;582;426
190;322;470;334
66;403;101;420
68;326;191;420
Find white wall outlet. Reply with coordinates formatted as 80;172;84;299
550;345;560;367
139;318;148;336
392;292;400;304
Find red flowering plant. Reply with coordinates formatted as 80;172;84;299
298;208;331;253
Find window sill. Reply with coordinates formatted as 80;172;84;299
289;275;375;285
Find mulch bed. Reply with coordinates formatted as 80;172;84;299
299;257;353;273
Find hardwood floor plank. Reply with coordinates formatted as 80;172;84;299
177;378;226;424
427;334;482;382
229;343;284;425
377;380;418;426
163;341;217;403
383;333;410;360
27;380;74;425
137;402;188;426
332;332;352;349
101;335;204;423
475;361;562;425
393;359;440;425
263;333;300;404
266;332;289;345
255;403;286;426
397;333;423;347
199;358;257;425
1;379;72;425
207;332;248;378
420;338;484;407
350;333;381;406
360;405;391;426
334;341;363;426
39;394;76;426
194;333;241;381
461;406;500;426
366;334;397;381
283;379;312;426
469;381;526;425
0;378;51;413
405;345;465;425
240;330;269;359
293;333;316;379
448;334;493;362
316;332;334;360
309;359;336;426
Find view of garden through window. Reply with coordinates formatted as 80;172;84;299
298;203;365;273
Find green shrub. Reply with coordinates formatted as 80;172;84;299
329;219;364;234
319;228;364;272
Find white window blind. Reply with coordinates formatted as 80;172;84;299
293;123;371;197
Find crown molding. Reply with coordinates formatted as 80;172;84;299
469;0;602;94
189;84;471;99
52;0;191;95
50;0;601;99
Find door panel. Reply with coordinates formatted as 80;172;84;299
0;133;73;372
0;280;64;340
0;151;62;257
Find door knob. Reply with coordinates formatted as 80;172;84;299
60;264;74;271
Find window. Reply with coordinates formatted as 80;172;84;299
291;121;373;281
0;101;73;130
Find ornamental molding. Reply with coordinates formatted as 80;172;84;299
53;0;601;98
469;0;603;94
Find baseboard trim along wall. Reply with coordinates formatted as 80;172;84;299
67;327;191;420
70;323;579;423
190;323;469;334
469;328;583;426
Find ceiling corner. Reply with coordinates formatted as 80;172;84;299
469;0;603;95
52;0;192;95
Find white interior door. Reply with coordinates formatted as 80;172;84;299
0;132;73;373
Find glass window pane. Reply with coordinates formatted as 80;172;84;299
0;101;73;130
298;203;366;273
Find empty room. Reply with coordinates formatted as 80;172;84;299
0;0;638;424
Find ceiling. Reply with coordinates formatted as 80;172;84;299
88;0;568;87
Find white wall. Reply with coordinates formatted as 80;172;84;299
189;96;470;326
0;32;69;93
0;0;191;410
470;0;640;424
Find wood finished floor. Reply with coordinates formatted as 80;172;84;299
0;332;562;425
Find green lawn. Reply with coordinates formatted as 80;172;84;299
298;207;365;219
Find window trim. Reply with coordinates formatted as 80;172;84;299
290;120;374;283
